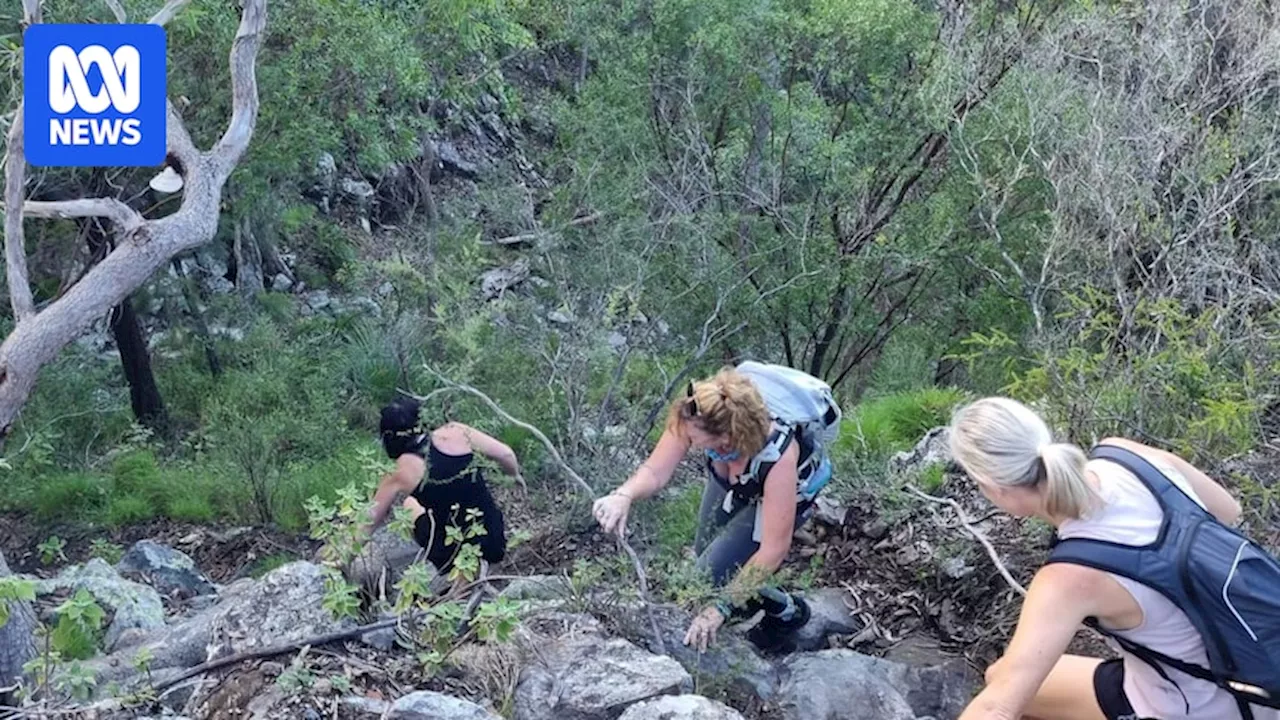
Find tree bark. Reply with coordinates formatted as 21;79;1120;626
0;0;267;439
172;258;222;377
0;549;36;706
233;216;264;295
110;296;168;432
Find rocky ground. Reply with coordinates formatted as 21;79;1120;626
4;533;978;720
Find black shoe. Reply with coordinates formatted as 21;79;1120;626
745;596;811;654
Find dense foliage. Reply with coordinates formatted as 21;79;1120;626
2;0;1278;549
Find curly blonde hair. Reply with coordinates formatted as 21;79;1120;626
665;366;771;457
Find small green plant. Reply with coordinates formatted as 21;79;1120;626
89;539;124;565
55;661;97;701
276;648;317;693
917;464;947;494
321;568;362;620
51;589;106;660
0;576;37;628
38;536;67;565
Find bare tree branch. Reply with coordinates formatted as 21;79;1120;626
165;100;199;171
104;0;127;22
21;0;40;25
22;199;145;235
3;109;34;322
907;486;1027;597
212;0;267;175
147;0;192;26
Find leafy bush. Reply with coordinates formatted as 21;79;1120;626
836;387;968;459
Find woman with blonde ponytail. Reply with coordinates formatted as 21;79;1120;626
949;397;1275;720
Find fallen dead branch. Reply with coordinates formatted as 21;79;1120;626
906;486;1027;597
412;368;668;655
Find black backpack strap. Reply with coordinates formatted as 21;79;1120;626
1088;444;1208;518
1085;615;1278;714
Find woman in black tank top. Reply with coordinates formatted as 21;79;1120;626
363;397;524;576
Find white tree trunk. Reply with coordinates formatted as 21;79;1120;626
0;0;267;439
0;0;266;698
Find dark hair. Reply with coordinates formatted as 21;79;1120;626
380;396;427;459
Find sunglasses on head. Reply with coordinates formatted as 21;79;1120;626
684;381;699;416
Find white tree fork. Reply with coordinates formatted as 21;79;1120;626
0;0;265;441
0;0;267;701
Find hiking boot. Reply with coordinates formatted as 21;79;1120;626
745;595;811;654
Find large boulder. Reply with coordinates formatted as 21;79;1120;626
637;605;778;702
204;561;359;660
36;559;165;652
81;562;355;696
515;612;693;720
343;526;431;598
786;588;864;653
617;695;745;720
117;540;217;599
775;649;977;720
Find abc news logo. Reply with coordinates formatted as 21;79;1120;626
24;24;167;167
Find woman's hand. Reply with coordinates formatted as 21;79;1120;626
593;492;632;536
683;605;726;652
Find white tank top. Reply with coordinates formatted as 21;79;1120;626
1058;456;1279;720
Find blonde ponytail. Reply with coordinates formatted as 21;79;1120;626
949;397;1100;520
1038;442;1096;519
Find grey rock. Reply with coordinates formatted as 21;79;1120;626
888;426;953;478
656;320;671;336
608;331;628;350
617;695;745;720
205;277;235;295
941;557;974;580
480;258;531;300
313;153;337;195
548;310;574;325
304;290;332;311
337;296;382;319
360;625;398;651
776;649;977;720
376;281;395;297
437;140;479;178
343;696;392;716
813;496;848;528
117;540;216;599
195;251;228;281
205;562;358;659
390;690;501;719
635;605;778;703
499;575;572;602
344;526;430;594
37;559;165;652
478;93;500;114
270;273;293;293
340;177;376;208
861;519;890;541
515;632;692;720
790;588;862;652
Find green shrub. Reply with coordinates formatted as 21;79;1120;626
652;482;704;559
837;387;967;459
111;450;172;512
105;495;155;528
32;473;108;523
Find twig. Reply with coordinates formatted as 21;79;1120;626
150;615;406;695
103;0;127;22
906;486;1027;597
408;371;668;655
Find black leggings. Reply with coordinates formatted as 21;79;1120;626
694;476;811;620
411;473;506;574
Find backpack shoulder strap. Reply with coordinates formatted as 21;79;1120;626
1088;444;1208;518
